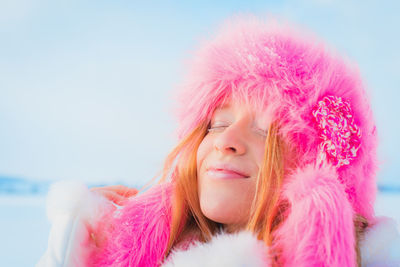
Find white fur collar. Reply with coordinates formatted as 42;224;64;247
163;220;400;267
360;217;400;266
163;231;270;267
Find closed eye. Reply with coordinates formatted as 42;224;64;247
253;127;268;137
207;125;228;132
207;122;229;133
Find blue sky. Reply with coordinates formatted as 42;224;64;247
0;0;399;187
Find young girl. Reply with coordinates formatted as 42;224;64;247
38;15;400;266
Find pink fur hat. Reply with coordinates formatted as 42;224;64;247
174;15;378;220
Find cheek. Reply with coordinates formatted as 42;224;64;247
253;140;266;168
196;135;212;175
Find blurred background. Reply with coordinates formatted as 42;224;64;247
0;0;399;265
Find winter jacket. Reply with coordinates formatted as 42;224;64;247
37;176;400;267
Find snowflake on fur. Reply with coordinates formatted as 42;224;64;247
312;95;362;169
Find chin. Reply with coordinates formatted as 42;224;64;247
200;198;249;226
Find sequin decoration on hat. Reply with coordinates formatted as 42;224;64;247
312;95;362;169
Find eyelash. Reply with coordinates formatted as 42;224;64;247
207;124;228;132
207;123;268;137
254;128;268;137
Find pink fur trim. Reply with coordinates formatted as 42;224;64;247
273;164;356;266
89;182;173;266
174;15;378;220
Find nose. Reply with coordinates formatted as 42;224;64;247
213;124;246;155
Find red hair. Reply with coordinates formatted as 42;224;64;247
159;121;287;256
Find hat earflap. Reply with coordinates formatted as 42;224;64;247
273;163;356;266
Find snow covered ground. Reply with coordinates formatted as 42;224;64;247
1;192;399;267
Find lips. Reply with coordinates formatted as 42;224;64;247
206;164;250;179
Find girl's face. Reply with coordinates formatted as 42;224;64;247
196;101;267;229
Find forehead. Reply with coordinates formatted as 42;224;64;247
211;99;272;126
213;101;254;115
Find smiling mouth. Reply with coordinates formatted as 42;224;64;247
206;167;250;179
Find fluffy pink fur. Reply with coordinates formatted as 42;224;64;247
273;164;356;266
89;182;173;266
174;15;378;220
84;15;378;266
